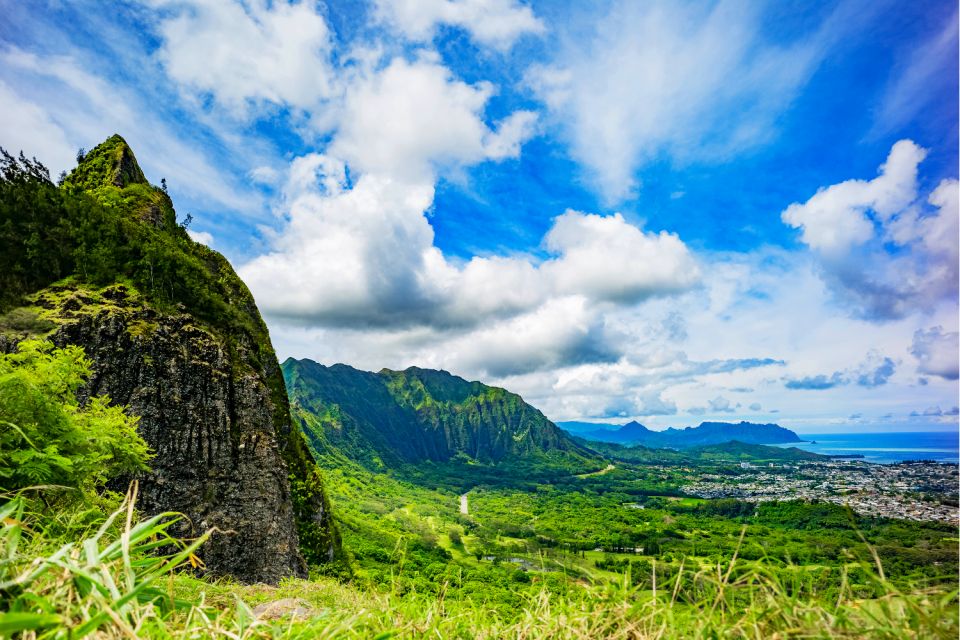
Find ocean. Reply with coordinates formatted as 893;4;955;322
784;431;959;464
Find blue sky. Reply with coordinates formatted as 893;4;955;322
1;0;957;432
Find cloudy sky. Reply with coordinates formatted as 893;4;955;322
2;0;957;432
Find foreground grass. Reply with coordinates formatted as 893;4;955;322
167;567;958;640
2;492;956;639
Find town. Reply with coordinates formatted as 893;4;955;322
684;460;959;524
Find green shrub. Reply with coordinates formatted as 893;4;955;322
0;339;151;498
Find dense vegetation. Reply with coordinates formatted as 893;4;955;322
0;139;256;339
0;138;341;577
286;366;957;636
283;358;600;482
0;340;150;496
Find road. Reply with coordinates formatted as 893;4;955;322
576;464;616;478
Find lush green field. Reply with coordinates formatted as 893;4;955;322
1;335;957;638
3;461;957;639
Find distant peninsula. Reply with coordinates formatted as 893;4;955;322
558;420;803;449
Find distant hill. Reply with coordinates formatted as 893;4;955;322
559;420;802;448
688;441;827;462
283;359;599;477
582;439;828;464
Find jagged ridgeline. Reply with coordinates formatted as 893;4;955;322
0;136;340;583
283;358;600;479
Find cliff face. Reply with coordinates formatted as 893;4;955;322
283;358;593;468
0;135;339;582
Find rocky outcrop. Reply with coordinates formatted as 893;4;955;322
0;282;333;582
0;135;340;583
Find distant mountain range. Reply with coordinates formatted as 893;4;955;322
579;439;830;464
558;420;803;448
283;358;596;471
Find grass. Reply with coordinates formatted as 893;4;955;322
163;563;958;639
2;488;956;639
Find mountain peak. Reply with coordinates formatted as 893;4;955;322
64;134;148;192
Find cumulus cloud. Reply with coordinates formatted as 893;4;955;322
330;56;537;182
543;212;700;302
782;140;959;319
707;396;736;413
240;155;700;330
686;396;737;416
431;296;619;378
854;352;896;387
911;326;959;380
782;140;923;256
148;0;336;113
0;80;75;174
749;402;762;411
527;0;846;201
373;0;545;49
187;229;214;246
784;351;897;390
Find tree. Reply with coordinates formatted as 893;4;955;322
0;340;151;498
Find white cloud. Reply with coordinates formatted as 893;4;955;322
527;0;836;202
331;57;537;182
240;153;700;330
240;155;438;327
148;0;335;113
187;229;214;246
781;140;924;256
782;140;959;319
544;211;700;303
264;246;957;427
249;165;280;185
373;0;544;49
434;296;618;377
911;326;959;380
0;46;260;215
0;80;75;175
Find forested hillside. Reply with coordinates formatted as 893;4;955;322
283;357;601;485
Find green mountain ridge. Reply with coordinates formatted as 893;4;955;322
283;358;600;481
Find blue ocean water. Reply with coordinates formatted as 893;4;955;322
784;432;959;464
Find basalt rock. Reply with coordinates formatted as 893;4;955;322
0;135;340;583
